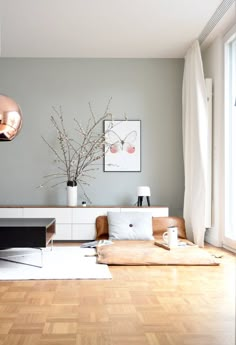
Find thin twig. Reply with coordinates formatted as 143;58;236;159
41;99;125;199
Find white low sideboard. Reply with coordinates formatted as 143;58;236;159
0;206;168;241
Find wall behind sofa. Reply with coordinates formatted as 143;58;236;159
0;58;184;215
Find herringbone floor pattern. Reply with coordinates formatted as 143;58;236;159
0;245;235;345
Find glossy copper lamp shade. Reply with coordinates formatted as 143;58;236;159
0;94;23;141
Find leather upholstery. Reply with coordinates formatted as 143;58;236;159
152;216;186;238
96;240;218;266
96;216;109;240
96;215;187;240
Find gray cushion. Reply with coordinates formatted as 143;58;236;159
107;212;154;240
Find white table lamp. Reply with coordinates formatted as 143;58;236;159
137;186;151;206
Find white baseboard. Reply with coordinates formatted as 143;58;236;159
223;244;236;253
205;228;222;247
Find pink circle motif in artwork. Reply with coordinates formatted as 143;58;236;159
126;144;135;154
110;144;119;154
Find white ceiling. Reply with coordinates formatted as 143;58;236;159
0;0;225;58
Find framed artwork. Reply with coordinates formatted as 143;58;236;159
103;120;141;172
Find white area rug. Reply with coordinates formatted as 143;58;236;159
0;247;112;280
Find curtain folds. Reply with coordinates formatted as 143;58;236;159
182;40;209;247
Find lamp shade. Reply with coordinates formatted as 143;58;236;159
0;94;23;141
137;186;151;197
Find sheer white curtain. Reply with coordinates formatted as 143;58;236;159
182;40;209;247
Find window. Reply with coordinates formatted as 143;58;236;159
224;26;236;249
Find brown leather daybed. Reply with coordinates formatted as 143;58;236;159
95;215;219;266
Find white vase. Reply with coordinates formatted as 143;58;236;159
67;182;77;207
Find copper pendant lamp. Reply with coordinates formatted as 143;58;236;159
0;94;23;141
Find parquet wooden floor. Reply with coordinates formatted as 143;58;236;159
0;244;235;345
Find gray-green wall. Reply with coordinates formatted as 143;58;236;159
0;58;184;215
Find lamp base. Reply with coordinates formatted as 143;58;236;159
137;196;150;207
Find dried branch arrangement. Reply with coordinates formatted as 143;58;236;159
40;99;117;198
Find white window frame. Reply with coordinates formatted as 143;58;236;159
224;24;236;251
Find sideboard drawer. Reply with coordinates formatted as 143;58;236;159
53;224;72;240
120;207;169;217
72;208;120;223
0;208;24;218
23;208;72;224
72;224;96;240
